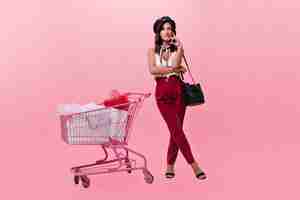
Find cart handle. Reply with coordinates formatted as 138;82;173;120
96;92;151;106
123;92;151;98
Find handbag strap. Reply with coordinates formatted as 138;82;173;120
180;53;196;84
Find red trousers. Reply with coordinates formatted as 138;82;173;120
155;76;195;165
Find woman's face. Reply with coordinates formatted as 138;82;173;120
159;22;174;42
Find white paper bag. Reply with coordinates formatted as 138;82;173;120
108;108;128;142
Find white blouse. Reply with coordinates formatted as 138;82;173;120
155;51;177;67
154;51;179;77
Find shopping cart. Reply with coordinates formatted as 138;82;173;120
59;92;153;188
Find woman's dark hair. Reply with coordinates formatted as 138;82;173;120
153;16;177;54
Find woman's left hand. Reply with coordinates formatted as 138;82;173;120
172;65;187;73
170;33;183;49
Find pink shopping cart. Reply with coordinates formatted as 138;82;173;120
59;92;153;188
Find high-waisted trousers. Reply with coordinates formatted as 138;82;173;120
155;76;195;165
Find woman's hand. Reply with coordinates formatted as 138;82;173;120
170;33;183;49
171;64;187;73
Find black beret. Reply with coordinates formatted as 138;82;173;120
153;16;176;34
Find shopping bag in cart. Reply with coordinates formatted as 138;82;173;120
103;94;129;110
103;91;130;142
58;102;112;144
65;110;111;144
108;108;128;142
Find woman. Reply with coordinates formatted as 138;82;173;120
147;16;207;180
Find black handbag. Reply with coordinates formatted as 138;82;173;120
180;54;205;106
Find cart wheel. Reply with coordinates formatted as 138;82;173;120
126;164;132;173
74;175;80;185
143;169;154;184
80;175;90;188
125;158;132;174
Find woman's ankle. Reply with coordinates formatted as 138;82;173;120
190;162;203;173
166;164;175;171
190;161;198;168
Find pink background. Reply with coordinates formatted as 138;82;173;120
1;0;299;199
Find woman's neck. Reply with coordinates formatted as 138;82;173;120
162;40;171;47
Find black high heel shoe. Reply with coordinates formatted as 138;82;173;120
196;171;207;180
165;172;175;179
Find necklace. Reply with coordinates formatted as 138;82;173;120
160;46;171;63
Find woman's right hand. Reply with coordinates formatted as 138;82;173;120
172;65;187;73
